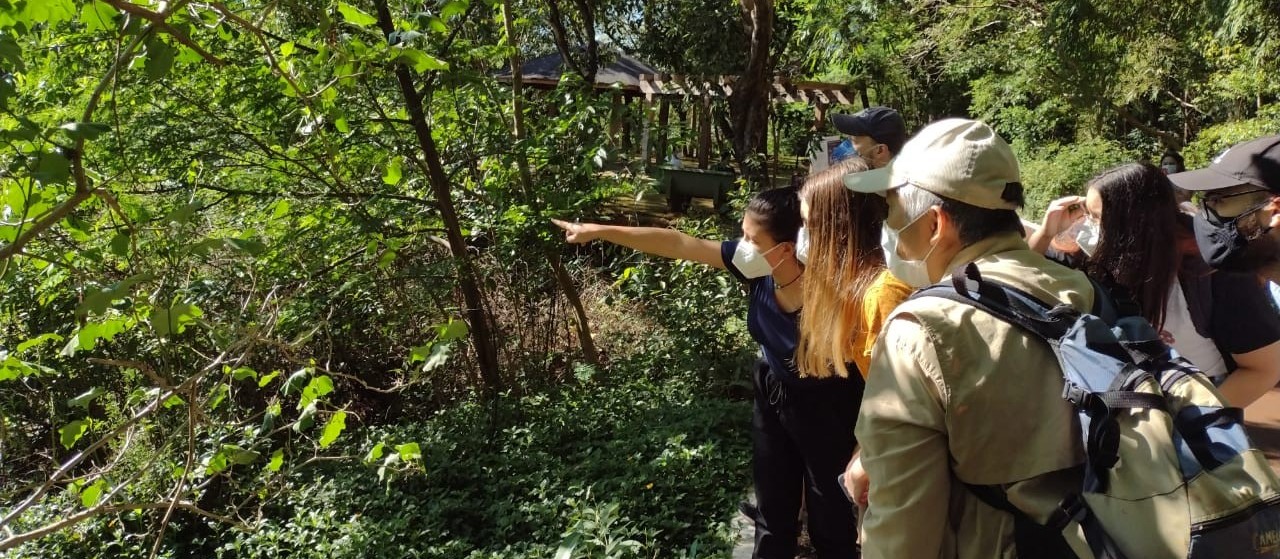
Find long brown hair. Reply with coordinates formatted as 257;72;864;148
795;157;888;378
1086;162;1180;331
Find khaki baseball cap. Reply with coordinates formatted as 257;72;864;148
843;118;1023;210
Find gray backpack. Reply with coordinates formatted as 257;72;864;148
913;263;1280;559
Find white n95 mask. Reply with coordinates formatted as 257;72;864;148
732;239;784;279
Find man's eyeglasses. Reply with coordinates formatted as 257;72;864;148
1200;188;1272;224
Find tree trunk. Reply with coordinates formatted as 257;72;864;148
501;0;601;368
546;0;599;85
729;0;775;187
373;0;503;395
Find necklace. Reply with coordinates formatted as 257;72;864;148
774;270;803;291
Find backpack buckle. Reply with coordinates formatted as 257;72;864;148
1047;493;1088;531
1063;383;1091;407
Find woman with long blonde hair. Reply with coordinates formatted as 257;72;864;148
798;158;913;380
798;158;915;520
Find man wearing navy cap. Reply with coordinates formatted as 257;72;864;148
831;106;908;169
1168;135;1280;282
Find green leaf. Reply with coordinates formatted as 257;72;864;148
0;32;24;73
335;116;350;134
80;1;118;33
279;41;295;57
80;479;107;508
396;442;422;461
231;367;257;382
32;151;70;184
75;272;153;318
281;368;309;394
318;410;347;448
266;448;284;472
382;156;403;185
258;370;281;388
144;37;176;80
415;14;447;34
149;302;203;337
555;534;582;559
208;383;229;411
59;420;89;449
337;2;377;27
67;387;105;409
438;319;468;341
271;199;291;219
364;442;385;463
294;402;317;432
16;333;62;353
261;401;280;432
63;318;132;356
27;0;75;26
298;375;334;409
59;122;109;141
394;48;448;72
223;237;267;255
108;231;130;257
204;449;229;475
162;394;185;408
409;343;432;363
222;444;260;465
441;0;468;19
164;201;202;225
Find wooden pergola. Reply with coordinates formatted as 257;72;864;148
495;53;861;171
636;74;858;169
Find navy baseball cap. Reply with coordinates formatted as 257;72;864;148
832;107;907;155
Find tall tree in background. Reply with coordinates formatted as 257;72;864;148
729;0;775;184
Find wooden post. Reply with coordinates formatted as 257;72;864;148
621;96;633;153
698;94;712;169
609;90;622;146
657;99;670;162
640;97;653;165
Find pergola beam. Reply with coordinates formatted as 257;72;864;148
638;74;847;106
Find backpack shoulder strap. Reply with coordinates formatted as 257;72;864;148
908;263;1076;342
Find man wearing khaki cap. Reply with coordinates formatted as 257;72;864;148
845;119;1095;558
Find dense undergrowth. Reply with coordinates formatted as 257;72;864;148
11;370;752;559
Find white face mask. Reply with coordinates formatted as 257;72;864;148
881;211;938;288
795;227;810;265
1075;216;1101;257
732;239;785;279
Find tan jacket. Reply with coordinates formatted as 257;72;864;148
856;232;1096;559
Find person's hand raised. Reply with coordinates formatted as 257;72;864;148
1041;195;1087;237
551;218;599;244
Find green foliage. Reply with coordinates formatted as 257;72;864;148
1183;104;1280;168
1017;138;1140;219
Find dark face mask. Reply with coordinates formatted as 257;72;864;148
1194;208;1280;272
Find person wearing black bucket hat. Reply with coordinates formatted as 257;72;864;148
832;107;907;170
1168;135;1280;282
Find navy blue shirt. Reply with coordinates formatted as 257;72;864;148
722;241;865;390
722;240;802;384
